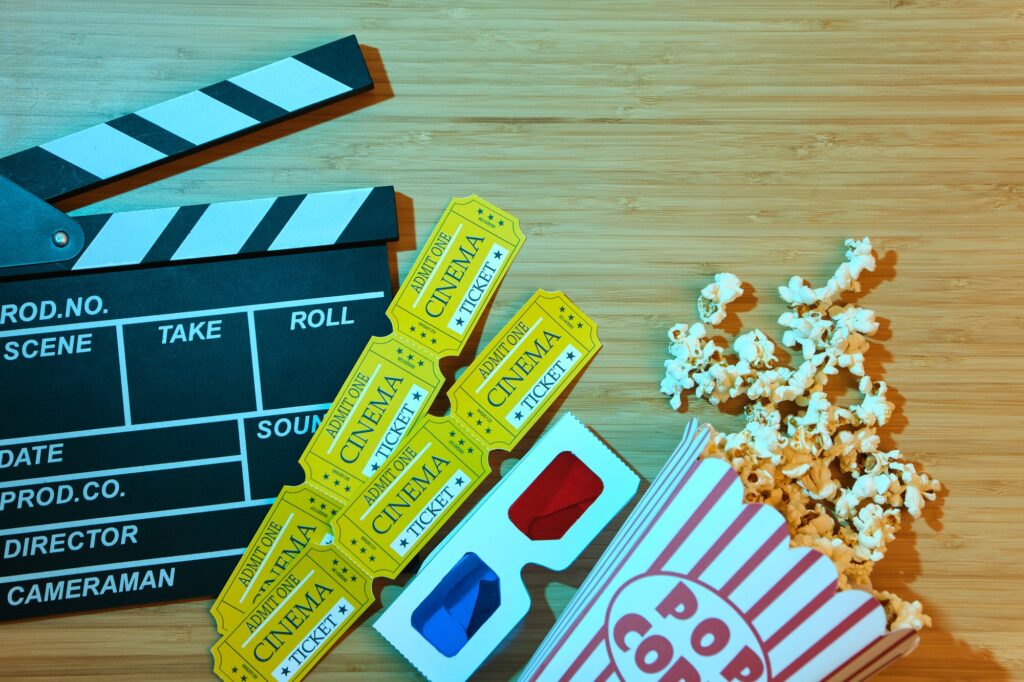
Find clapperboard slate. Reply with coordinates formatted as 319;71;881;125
0;37;400;619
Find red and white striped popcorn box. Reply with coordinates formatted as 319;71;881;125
521;420;920;682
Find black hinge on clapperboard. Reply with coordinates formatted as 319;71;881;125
0;36;399;620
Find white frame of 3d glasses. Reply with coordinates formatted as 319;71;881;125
374;412;640;682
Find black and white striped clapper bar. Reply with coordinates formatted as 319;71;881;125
0;36;399;620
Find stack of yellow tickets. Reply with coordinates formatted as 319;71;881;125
210;197;602;682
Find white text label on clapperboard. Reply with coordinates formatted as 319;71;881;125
1;296;108;362
0;296;107;326
5;524;139;559
1;442;64;470
6;568;175;607
0;478;123;511
289;306;353;330
257;415;324;440
159;320;222;344
4;335;93;361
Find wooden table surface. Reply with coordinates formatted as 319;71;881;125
2;1;1022;679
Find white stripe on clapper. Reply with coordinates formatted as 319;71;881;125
171;196;277;261
269;188;372;251
72;206;178;271
40;123;165;181
229;58;351;112
136;90;257;146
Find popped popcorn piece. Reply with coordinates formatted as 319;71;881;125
746;366;792;402
779;237;876;309
829;303;880;336
874;590;933;631
697;272;744;326
852;503;898;562
891;461;941;519
775;358;820;403
659;238;940;631
793;514;857;589
779;309;829;360
661;322;725;410
852;376;895;427
733;329;777;369
693;361;748;405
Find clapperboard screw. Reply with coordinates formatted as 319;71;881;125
52;230;69;247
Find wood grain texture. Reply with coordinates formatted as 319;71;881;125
1;0;1022;679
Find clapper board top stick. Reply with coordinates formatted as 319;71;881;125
0;36;401;621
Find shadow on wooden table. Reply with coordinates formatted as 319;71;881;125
855;249;1005;676
388;189;418;294
716;281;759;338
870;491;1008;680
847;248;898;308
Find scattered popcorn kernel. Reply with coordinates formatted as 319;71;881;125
875;590;933;631
697;272;744;325
778;238;877;309
853;376;895;427
734;329;777;369
659;238;940;630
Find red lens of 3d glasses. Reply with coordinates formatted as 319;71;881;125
509;450;605;541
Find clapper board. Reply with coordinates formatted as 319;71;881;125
0;36;400;620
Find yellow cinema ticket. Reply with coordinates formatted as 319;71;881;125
212;546;373;682
212;197;523;633
336;291;600;577
301;196;523;493
212;291;600;682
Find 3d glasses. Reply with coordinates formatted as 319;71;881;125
374;412;639;681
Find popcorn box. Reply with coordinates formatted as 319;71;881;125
522;421;920;682
374;413;640;681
